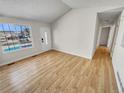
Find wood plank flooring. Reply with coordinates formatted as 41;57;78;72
0;47;118;93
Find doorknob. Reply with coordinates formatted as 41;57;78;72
41;38;44;43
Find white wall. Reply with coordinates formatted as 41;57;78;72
52;8;97;59
0;17;51;66
112;11;124;93
92;15;100;56
52;7;123;59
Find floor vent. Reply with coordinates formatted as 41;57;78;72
7;62;15;66
32;55;38;57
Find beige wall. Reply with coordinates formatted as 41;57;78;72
0;17;51;66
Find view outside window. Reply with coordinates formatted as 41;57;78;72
0;24;33;53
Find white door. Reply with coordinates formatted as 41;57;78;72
40;27;51;51
99;27;110;46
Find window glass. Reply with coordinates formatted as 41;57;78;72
0;23;33;53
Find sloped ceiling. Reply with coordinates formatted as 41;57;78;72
62;0;124;8
0;0;71;23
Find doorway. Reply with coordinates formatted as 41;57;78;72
99;27;110;47
93;8;122;58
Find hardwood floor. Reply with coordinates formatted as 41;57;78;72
0;47;118;93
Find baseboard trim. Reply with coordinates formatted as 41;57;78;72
0;49;52;67
52;49;91;61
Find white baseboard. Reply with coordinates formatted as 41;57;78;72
52;48;91;61
0;49;52;67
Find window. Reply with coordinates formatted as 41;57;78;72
0;23;33;53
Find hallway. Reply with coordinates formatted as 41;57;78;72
0;47;118;93
91;47;118;93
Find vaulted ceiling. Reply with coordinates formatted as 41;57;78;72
62;0;124;8
0;0;124;23
0;0;71;23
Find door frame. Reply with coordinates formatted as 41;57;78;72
97;25;111;47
